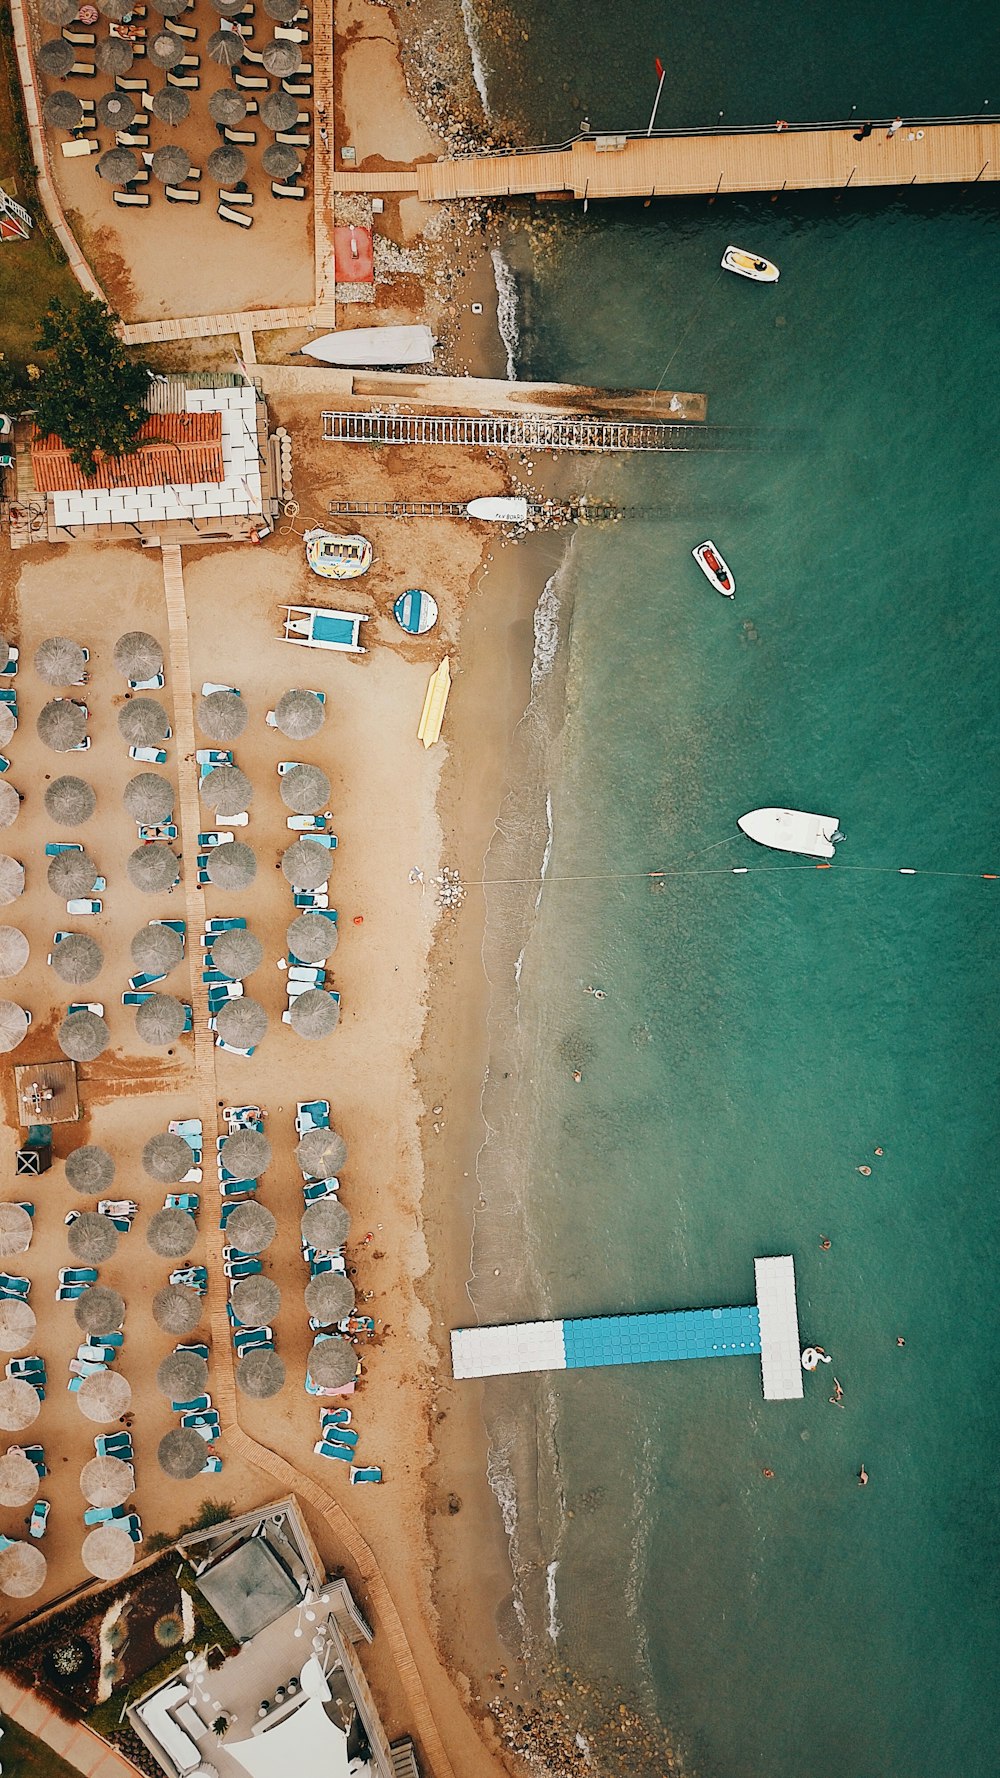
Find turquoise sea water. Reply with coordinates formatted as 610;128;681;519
461;8;1000;1776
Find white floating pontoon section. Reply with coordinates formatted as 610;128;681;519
754;1255;804;1399
451;1319;567;1379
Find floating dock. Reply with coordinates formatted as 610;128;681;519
451;1254;803;1401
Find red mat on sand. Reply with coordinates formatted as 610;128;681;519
333;225;374;283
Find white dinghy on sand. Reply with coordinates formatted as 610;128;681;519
301;325;436;367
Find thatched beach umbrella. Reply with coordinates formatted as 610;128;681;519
0;1541;46;1597
38;38;75;77
260;90;299;133
66;1145;115;1196
118;698;170;747
82;1523;134;1579
279;763;330;815
45;775;96;825
124;772;173;825
37;698;87;749
81;1454;134;1508
151;84;191;126
197;689;247;741
0;1450;39;1508
0;780;21;830
207;28;244;67
0;927;29;975
58;1009;110;1062
135;993;187;1045
215;995;267;1048
41;0;79;23
207;142;246;183
78;1369;131;1423
146;1206;197;1258
0;1203;33;1257
289;989;340;1041
96;89;136;130
0;705;15;748
206;841;256;891
47;848;98;898
208;85;247;125
143;1130;192;1182
0;1377;41;1432
151;0;188;14
211;926;263;979
158;1426;208;1479
236;1348;285;1398
147;29;184;67
287;911;337;965
67;1211;118;1263
151;142;191;184
200;764;251;815
223;1200;276;1255
282;838;329;889
0;1001;29;1053
98;0;133;17
74;1286;125;1336
296;1126;347;1177
43;89;84;129
301;1199;350;1252
157;1350;208;1401
306;1335;356;1391
230;1274;281;1326
97;146;140;185
153;1282;202;1336
210;0;247;14
262;37;301;76
0;857;24;906
130;927;181;981
304;1271;355;1324
219;1127;272;1179
127;842;179;893
262;142;301;180
264;0;300;17
114;631;162;681
95;34;134;73
51;932;103;985
0;1299;35;1351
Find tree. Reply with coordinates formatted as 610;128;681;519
32;294;150;474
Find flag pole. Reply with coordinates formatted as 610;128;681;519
647;58;666;136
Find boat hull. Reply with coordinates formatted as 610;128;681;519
303;529;372;581
722;245;780;283
692;540;735;597
301;324;435;366
738;807;842;859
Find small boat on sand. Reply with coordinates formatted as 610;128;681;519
738;808;844;859
692;540;735;597
301;324;435;366
466;496;529;523
722;245;780;283
304;529;372;581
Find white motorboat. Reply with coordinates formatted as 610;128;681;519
466;496;529;523
722;245;780;283
738;808;844;859
692;539;735;597
301;325;435;367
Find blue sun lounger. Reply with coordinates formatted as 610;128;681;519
350;1466;382;1484
314;1438;353;1462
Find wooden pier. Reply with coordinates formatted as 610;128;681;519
321;410;761;453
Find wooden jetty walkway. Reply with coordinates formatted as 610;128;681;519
329;116;1000;203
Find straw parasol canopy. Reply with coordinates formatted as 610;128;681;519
0;1001;29;1053
50;932;103;984
279;763;330;815
262;142;301;180
0;856;24;907
96;89;136;130
296;1127;347;1177
236;1348;285;1398
197;690;247;741
77;1369;131;1422
38;38;75;77
0;1541;47;1597
114;631;162;681
260;89;299;132
0;704;15;747
81;1454;134;1508
58;1009;110;1062
47;848;98;897
0;1450;40;1507
151;84;191;125
230;1274;281;1325
131;921;184;975
143;1130;193;1182
127;842;179;893
207;142;247;183
210;0;247;12
215;995;267;1048
264;0;301;16
124;772;174;824
67;1211;118;1263
0;1299;35;1351
200;764;252;815
97;146;140;185
151;142;192;184
0;780;21;830
262;38;302;76
74;1286;125;1336
153;1282;202;1335
0;926;29;976
0;1203;33;1257
287;911;337;965
158;1426;209;1479
135;993;187;1045
98;0;133;16
301;1199;350;1252
118;698;170;747
304;1272;355;1324
289;989;340;1041
211;926;263;979
66;1145;115;1195
207;28;244;67
41;0;79;22
219;1127;272;1179
306;1335;356;1391
157;1350;208;1401
45;775;96;825
37;697;87;749
222;1200;276;1255
151;0;188;13
0;1377;41;1432
95;34;134;73
43;89;84;129
281;838;329;889
147;29;184;67
82;1523;134;1578
206;841;256;891
208;85;247;124
146;1206;197;1258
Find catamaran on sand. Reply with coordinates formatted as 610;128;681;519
738;808;844;859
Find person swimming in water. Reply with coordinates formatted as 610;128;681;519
858;1464;869;1486
830;1377;844;1404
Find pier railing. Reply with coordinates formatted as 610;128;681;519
455;111;998;161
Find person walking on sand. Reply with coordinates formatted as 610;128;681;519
887;116;903;137
853;120;873;140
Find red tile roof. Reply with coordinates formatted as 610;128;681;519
31;412;225;493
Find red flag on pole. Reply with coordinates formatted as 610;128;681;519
655;56;664;79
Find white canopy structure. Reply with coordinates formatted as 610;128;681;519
228;1695;350;1778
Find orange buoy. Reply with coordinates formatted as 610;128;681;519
353;915;364;925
